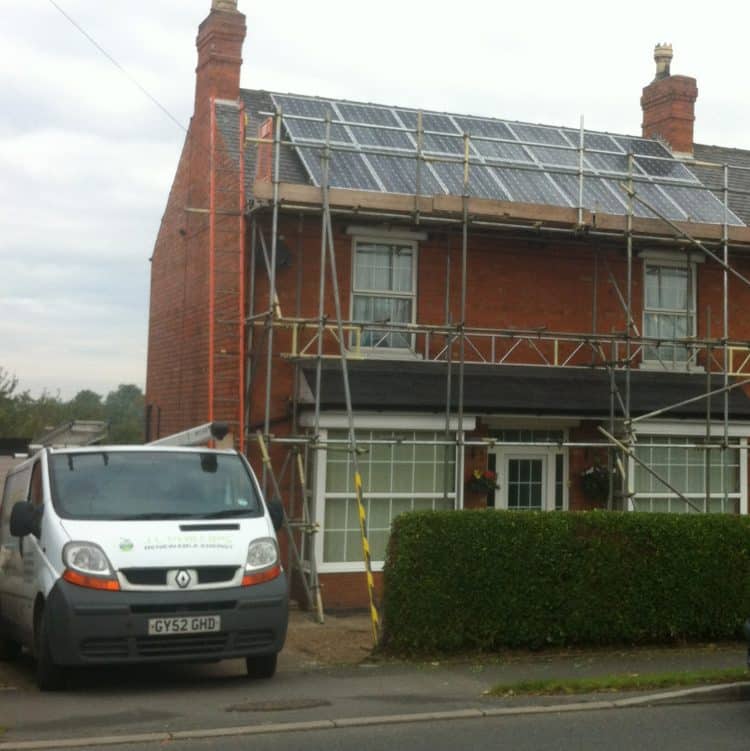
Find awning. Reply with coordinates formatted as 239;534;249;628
299;360;750;420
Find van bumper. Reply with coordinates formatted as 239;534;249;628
44;574;288;666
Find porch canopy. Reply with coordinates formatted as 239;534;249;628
299;361;750;420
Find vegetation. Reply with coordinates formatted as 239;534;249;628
487;667;749;696
382;510;750;652
0;366;144;444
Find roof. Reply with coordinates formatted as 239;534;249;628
233;88;748;228
299;361;750;420
693;143;750;225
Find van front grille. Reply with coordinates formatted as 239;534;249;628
120;567;239;587
234;629;275;650
81;637;129;659
135;633;229;657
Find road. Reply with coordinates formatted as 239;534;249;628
0;637;747;749
59;701;750;751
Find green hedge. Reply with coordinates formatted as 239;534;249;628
382;510;750;652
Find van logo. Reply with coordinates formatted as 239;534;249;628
175;570;192;589
119;539;134;552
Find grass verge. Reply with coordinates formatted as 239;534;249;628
487;667;750;697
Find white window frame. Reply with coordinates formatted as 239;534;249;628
349;235;418;353
640;251;700;371
309;413;471;573
627;420;748;515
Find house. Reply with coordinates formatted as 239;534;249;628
146;0;750;608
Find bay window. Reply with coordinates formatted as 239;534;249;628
320;429;455;566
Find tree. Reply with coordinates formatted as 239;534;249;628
104;384;144;444
68;390;105;421
0;367;21;437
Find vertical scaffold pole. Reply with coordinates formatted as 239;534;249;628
322;207;380;646
238;103;246;454
577;116;584;227
261;108;282;490
623;152;634;503
457;133;470;509
313;114;331;439
722;163;730;508
208;98;216;425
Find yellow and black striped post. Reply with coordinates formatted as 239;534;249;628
354;469;380;646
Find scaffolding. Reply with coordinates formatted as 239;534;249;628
204;99;750;642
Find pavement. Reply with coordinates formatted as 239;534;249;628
0;611;748;750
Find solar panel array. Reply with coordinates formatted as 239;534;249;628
269;93;743;226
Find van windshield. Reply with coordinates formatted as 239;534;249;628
49;451;263;521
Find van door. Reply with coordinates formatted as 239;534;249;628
18;459;45;635
0;463;32;640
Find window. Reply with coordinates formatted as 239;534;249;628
643;262;695;365
351;240;415;349
632;436;740;513
321;430;455;565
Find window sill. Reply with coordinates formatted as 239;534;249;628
349;347;423;361
639;361;704;374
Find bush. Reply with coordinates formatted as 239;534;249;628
381;510;750;653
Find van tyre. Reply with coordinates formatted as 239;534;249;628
35;609;66;691
245;653;277;679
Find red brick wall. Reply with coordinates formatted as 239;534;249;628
318;571;384;612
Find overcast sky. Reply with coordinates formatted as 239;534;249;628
2;0;749;400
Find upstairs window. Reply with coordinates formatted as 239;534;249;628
643;261;695;366
352;240;416;349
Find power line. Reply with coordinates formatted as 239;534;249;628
46;0;187;133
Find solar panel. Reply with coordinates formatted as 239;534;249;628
431;162;510;201
527;144;582;169
613;136;672;158
510;123;569;147
635;157;696;183
555;174;627;215
269;93;744;227
495;166;570;207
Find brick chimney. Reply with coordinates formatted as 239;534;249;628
641;43;698;156
194;0;246;110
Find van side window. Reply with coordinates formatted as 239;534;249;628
29;462;43;508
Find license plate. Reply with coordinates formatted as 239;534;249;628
147;615;221;636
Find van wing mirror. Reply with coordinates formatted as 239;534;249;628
9;501;42;539
267;498;285;532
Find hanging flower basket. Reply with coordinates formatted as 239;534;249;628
466;469;499;494
581;463;615;502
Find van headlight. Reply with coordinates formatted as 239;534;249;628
62;542;120;591
242;538;281;587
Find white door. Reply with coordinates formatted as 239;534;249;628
498;453;548;511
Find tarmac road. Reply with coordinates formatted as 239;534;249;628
15;700;750;751
0;621;746;749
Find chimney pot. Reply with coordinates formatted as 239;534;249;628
212;0;238;10
654;43;673;80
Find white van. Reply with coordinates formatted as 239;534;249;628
0;445;288;690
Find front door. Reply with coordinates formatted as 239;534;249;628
502;454;546;511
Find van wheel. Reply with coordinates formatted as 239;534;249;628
0;635;21;661
245;653;277;679
35;609;66;692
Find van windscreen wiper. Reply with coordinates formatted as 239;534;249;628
125;512;197;520
199;508;255;519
